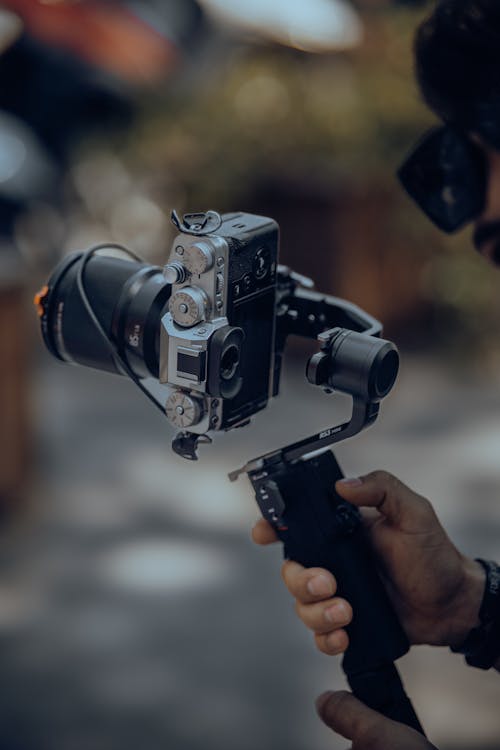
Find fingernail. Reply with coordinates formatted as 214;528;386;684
337;477;363;487
307;575;333;597
325;602;347;624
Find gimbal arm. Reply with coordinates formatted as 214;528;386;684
254;266;399;466
231;268;426;737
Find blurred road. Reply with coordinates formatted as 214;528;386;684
0;349;498;750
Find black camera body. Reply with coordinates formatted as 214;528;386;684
160;212;278;436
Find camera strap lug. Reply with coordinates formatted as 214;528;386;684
171;431;212;460
170;209;223;236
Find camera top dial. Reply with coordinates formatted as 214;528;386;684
183;241;215;276
169;286;210;327
166;390;204;427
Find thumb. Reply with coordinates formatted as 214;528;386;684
316;691;435;750
334;471;435;531
315;690;390;745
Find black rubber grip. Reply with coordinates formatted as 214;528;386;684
249;450;425;735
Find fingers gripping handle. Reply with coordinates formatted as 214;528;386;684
348;665;424;735
248;450;425;736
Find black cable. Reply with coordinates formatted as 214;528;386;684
75;243;168;418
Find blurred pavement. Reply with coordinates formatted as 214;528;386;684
0;349;498;750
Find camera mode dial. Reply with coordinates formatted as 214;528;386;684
183;242;214;275
166;391;204;428
169;286;209;327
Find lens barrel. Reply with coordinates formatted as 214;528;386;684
38;251;171;378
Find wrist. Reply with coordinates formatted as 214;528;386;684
450;558;500;669
446;556;486;649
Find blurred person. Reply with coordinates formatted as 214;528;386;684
0;0;189;83
0;0;205;240
253;2;500;748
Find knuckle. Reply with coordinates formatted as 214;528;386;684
327;629;349;653
368;469;392;484
280;560;292;580
294;600;319;630
314;633;332;654
416;495;434;516
281;561;299;592
315;630;349;655
294;599;306;621
369;470;401;498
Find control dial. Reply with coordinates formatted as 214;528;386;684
166;391;204;428
169;286;209;327
184;242;215;275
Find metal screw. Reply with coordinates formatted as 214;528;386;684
196;328;207;335
211;399;219;408
175;245;185;256
210;415;219;426
217;257;224;267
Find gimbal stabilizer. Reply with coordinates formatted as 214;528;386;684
230;269;425;736
36;210;424;736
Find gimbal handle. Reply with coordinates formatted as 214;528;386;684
236;450;425;736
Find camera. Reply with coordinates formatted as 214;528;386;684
35;209;398;460
35;210;279;455
160;211;278;437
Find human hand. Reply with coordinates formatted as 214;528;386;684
252;471;485;653
316;690;438;749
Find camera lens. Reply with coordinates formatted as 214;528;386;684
38;251;171;378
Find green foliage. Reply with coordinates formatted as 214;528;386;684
131;8;433;204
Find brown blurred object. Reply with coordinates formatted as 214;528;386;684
249;176;428;340
0;256;30;510
0;8;23;53
2;0;177;82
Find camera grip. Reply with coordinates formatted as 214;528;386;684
249;449;424;735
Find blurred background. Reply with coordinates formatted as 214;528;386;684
1;0;500;748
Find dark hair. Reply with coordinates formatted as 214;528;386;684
415;0;500;148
